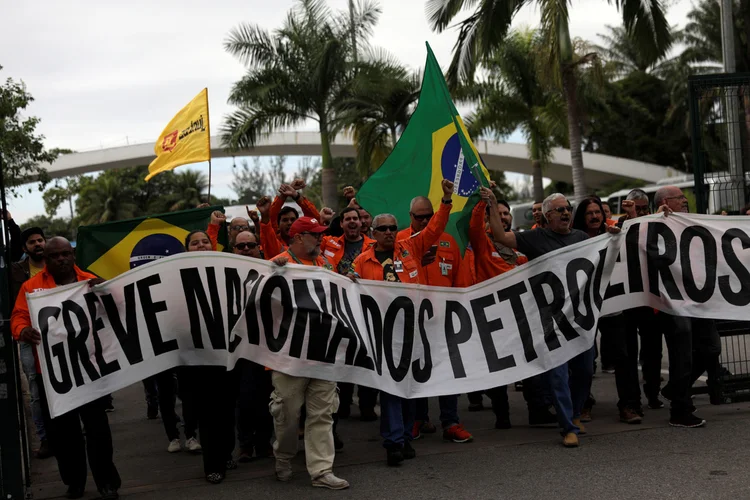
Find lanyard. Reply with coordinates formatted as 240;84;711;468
286;248;305;265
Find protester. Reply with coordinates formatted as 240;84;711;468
601;201;612;220
351;179;455;465
531;201;546;229
10;226;51;459
269;217;349;490
650;186;710;428
320;207;378;421
233;230;262;259
489;193;620;447
614;190;665;420
396;195;473;443
11;237;121;500
4;209;24;261
182;230;238;483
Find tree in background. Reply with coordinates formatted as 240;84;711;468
0;66;58;196
43;174;82;219
164;170;208;212
464;29;567;202
231;158;270;204
425;0;672;200
76;174;138;225
222;0;384;208
23;214;77;241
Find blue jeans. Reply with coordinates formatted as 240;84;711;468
20;342;46;441
380;392;415;449
544;346;595;434
415;395;460;428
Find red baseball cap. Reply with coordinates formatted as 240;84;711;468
289;217;328;237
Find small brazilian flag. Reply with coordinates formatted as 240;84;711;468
356;42;490;255
76;206;227;279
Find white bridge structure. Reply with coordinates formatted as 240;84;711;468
43;131;676;187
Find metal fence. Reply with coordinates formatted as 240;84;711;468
688;73;750;214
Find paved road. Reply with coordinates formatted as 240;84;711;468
24;372;750;500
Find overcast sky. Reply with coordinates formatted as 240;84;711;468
1;0;693;223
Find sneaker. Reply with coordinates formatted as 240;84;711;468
238;448;253;463
468;402;484;412
602;366;616;374
225;459;238;470
276;460;293;481
206;472;225;484
494;416;511;429
386;448;404;466
312;473;350;490
411;421;422;440
562;432;579;448
105;402;115;413
65;486;85;499
185;437;202;452
647;397;665;410
579;408;592;423
572;418;587;435
98;486;119;500
443;423;473;443
36;439;52;459
167;439;182;453
359;408;378;422
147;404;159;420
619;408;642;425
669;414;706;428
529;409;558;427
402;441;416;459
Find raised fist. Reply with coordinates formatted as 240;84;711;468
290;178;307;191
210;211;226;225
343;186;356;199
441;179;455;198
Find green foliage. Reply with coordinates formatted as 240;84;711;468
0;66;58;196
23;214;77;241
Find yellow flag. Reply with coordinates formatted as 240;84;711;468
145;88;211;181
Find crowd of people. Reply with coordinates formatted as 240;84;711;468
7;179;748;498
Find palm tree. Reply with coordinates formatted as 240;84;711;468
463;29;567;201
594;25;677;78
425;0;672;200
337;52;420;177
77;176;138;224
221;0;381;208
167;170;208;212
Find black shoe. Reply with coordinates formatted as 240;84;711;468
337;405;351;419
98;486;118;500
495;417;512;429
104;402;115;413
386;449;404;466
402;441;416;459
36;439;52;459
146;404;158;420
647;397;665;410
66;486;85;499
468;402;484;412
333;431;344;451
225;459;238;470
359;408;378;422
529;410;557;426
669;414;706;428
206;472;225;484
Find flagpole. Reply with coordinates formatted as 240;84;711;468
205;87;212;203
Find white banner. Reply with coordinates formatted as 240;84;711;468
27;214;750;417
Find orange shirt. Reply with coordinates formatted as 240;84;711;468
605;218;616;227
470;201;528;283
352;202;451;284
457;246;477;287
259;220;288;260
274;249;331;269
11;265;97;373
269;195;321;234
397;226;464;287
320;234;375;274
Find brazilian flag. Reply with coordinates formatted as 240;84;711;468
76;206;227;279
356;42;490;254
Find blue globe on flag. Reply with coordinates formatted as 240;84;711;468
129;234;185;269
440;133;480;198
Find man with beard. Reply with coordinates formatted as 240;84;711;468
489;193;620;447
319;207;378;421
650;186;710;428
350;179;454;466
10;226;51;458
397;196;473;444
269;218;349;490
12;237;121;500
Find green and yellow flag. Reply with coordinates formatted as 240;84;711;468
356;43;490;254
76;206;227;280
145;88;211;181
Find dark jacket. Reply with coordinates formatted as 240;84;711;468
10;259;31;305
8;218;23;263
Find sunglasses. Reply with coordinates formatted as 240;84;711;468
231;225;250;232
548;206;572;214
234;242;258;250
374;225;399;233
410;213;433;222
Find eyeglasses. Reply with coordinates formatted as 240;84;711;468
234;242;258;250
231;225;250;232
410;212;433;222
548;206;572;214
374;225;399;233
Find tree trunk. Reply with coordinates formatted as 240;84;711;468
320;125;337;208
532;159;544;202
562;67;586;201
